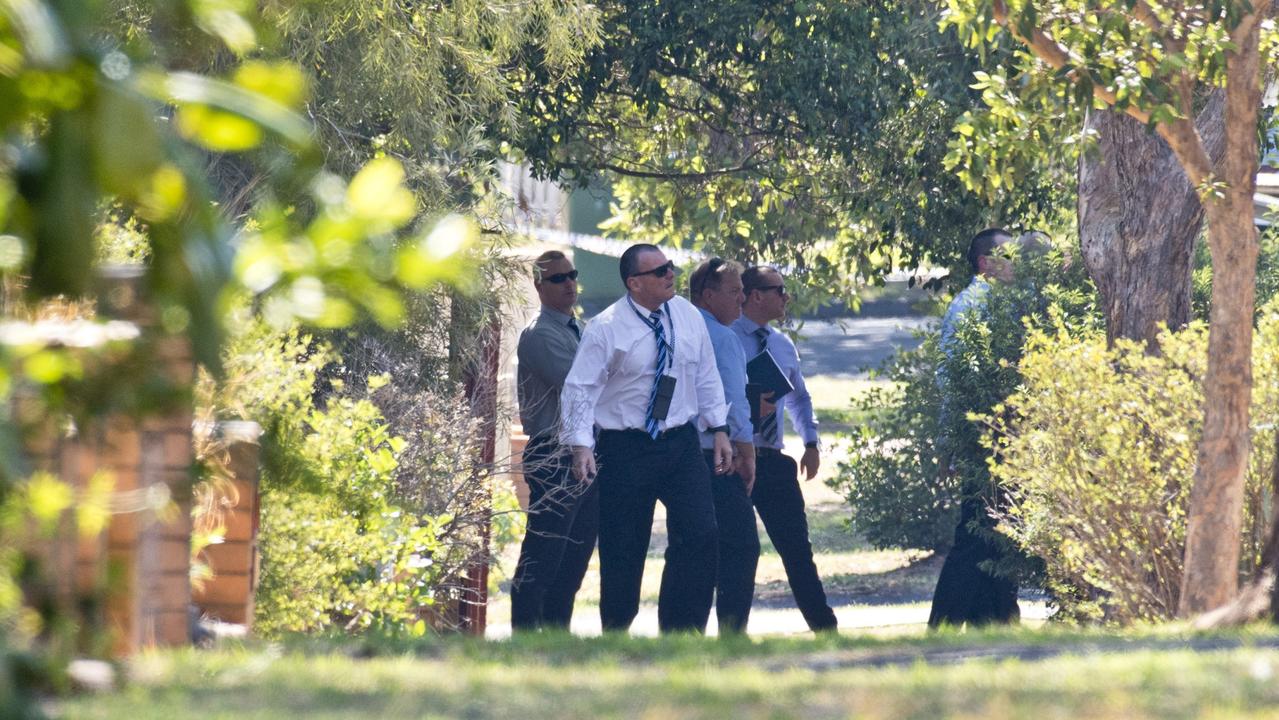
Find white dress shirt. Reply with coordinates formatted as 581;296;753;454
731;316;820;450
560;294;728;449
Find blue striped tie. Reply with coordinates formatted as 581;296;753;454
645;310;667;439
755;327;779;444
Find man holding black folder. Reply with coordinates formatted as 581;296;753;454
733;265;839;633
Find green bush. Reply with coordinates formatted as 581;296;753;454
832;335;957;551
209;320;470;636
986;308;1279;623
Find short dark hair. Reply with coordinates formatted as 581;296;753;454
966;227;1012;273
741;265;780;295
619;243;661;282
533;250;567;282
689;257;743;300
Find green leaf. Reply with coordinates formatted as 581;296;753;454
138;70;312;149
346;158;416;227
176;103;264;152
234;61;309;109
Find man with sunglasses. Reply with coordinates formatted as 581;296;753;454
560;243;732;633
733;265;838;633
512;250;599;632
928;227;1021;629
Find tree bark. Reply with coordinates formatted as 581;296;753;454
1180;196;1259;614
1177;14;1264;615
1078;94;1227;347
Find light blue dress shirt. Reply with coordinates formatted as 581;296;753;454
731;316;820;450
939;277;990;359
698;307;754;449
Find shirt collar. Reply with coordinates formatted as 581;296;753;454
736;315;765;334
697;306;727;328
539;305;574;325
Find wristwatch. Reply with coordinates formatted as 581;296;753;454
804;441;819;449
710;424;730;435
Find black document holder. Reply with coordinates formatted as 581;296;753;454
746;349;793;426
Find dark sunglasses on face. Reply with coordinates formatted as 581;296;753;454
755;284;786;296
542;269;579;284
630;260;676;279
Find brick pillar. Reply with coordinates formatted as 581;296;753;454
98;267;196;653
192;421;262;628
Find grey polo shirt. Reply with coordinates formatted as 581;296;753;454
517;306;581;440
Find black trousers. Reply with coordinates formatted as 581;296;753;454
927;498;1019;628
596;424;718;633
511;437;600;631
703;450;760;634
753;449;838;631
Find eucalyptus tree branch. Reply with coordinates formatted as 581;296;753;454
1131;0;1168;36
992;0;1216;185
992;0;1150;124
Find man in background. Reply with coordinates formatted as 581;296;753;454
690;257;760;634
734;265;838;633
511;250;598;632
928;227;1020;628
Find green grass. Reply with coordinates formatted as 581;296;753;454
48;627;1279;719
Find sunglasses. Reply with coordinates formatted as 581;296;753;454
542;269;579;284
754;284;786;296
630;260;676;279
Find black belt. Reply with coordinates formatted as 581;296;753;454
755;446;784;458
599;423;693;441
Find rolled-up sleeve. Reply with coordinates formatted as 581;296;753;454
784;344;820;445
559;326;609;449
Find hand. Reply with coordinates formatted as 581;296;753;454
712;431;732;476
800;445;820;481
733;442;756;495
571;446;597;484
758;391;777;419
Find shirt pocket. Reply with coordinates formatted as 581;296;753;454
674;334;703;377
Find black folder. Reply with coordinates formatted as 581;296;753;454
746;349;793;427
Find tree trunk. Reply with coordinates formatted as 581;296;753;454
1178;18;1264;613
1078;95;1227;347
1180;196;1260;614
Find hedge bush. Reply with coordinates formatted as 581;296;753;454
987;308;1279;623
833;334;957;551
206;319;498;636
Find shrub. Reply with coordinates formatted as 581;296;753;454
205;319;493;636
831;244;1098;557
986;306;1279;623
832;335;957;551
252;370;454;635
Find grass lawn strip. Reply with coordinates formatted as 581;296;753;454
48;628;1279;720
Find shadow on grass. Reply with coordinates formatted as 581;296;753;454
755;552;942;609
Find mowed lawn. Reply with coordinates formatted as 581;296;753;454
49;628;1279;719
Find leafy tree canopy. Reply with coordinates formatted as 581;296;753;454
943;0;1279;203
514;0;1073;301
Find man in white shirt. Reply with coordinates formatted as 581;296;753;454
560;243;732;633
733;266;838;633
